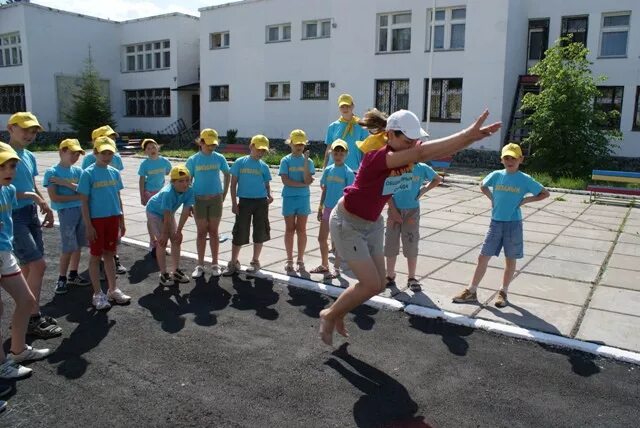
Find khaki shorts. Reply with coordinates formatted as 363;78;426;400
329;203;384;262
147;212;177;246
384;207;420;258
194;195;223;220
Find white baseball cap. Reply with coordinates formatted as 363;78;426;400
386;110;429;141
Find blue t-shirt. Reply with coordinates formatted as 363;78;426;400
138;156;172;192
320;164;355;209
392;163;438;210
230;155;272;199
146;183;195;218
325;120;368;171
77;164;124;219
13;148;37;209
82;152;125;171
482;170;544;221
279;154;315;197
0;185;17;251
185;151;230;197
42;164;84;210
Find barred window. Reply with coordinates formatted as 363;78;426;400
595;86;623;129
375;79;409;115
0;32;22;67
301;81;328;100
125;88;170;117
425;78;463;122
123;40;170;72
0;85;26;114
210;85;229;102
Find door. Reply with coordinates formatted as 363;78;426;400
191;94;200;130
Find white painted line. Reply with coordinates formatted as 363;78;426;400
405;305;640;365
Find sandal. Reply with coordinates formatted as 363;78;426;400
385;276;397;288
246;260;260;274
296;261;306;272
324;267;340;280
284;260;295;273
407;278;422;292
310;265;329;274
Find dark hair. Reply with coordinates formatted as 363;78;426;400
332;146;347;152
358;109;388;134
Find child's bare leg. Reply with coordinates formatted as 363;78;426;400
156;242;168;274
386;256;397;279
252;243;263;262
468;255;491;292
295;215;308;263
102;251;117;293
284;216;296;261
1;274;36;355
59;252;72;276
23;259;46;316
407;256;418;279
502;257;517;292
170;237;181;272
89;255;102;294
318;221;330;267
230;244;241;264
208;217;221;265
195;217;209;266
69;250;82;272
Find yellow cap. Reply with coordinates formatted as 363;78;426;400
141;138;158;150
93;136;116;153
170;164;191;180
8;112;43;131
338;94;354;107
200;128;219;145
501;143;523;159
59;138;85;154
356;132;387;154
0;141;20;165
288;129;308;145
330;139;348;151
92;125;118;141
250;135;269;150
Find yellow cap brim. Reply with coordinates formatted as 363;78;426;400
253;144;269;150
501;151;520;158
95;144;115;153
0;153;20;164
15;120;43;131
203;138;219;145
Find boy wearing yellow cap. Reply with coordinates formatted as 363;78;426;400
43;139;91;295
6;112;60;339
145;165;195;285
223;135;273;275
323;94;368;171
279;129;315;273
453;143;549;308
78;136;131;310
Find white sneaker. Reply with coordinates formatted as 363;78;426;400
192;265;206;279
0;358;32;380
92;292;111;310
9;345;52;363
210;264;223;277
107;288;131;304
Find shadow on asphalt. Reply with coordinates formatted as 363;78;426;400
189;276;232;326
326;343;433;428
126;252;159;285
483;302;562;336
230;275;279;320
286;287;329;318
408;316;473;356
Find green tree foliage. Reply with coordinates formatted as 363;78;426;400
66;56;116;144
521;37;621;178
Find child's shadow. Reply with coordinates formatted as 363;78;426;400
230;275;279;320
138;284;189;333
186;276;232;327
126;252;160;285
408;315;473;356
286;286;330;318
484;301;561;336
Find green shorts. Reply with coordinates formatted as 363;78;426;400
232;198;270;245
194;195;223;220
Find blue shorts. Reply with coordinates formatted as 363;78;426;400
282;195;311;217
58;206;87;253
12;204;44;264
480;220;524;259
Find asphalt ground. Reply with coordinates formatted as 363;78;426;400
0;228;639;428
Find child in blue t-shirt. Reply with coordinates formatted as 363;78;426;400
311;139;355;280
453;143;549;308
146;165;195;286
43;139;91;295
279;129;315;274
78;137;131;311
223;135;273;276
384;162;442;292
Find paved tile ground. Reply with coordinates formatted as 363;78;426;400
34;152;640;352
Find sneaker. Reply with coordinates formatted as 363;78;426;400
495;291;508;308
246;260;260;274
67;275;91;287
0;359;31;380
54;279;68;295
107;288;131;305
92;292;111;310
27;316;62;338
114;257;127;274
173;269;190;284
210;264;223;277
9;345;52;363
407;278;422;293
222;260;241;277
159;272;174;286
191;265;206;279
452;288;477;304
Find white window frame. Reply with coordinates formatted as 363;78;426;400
426;7;466;51
302;19;331;40
123;40;170;72
210;31;230;49
599;11;630;58
210;85;229;102
266;23;292;43
301;81;329;100
125;88;171;117
265;82;290;100
0;32;22;67
376;11;412;53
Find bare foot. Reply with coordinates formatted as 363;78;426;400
318;309;335;346
335;317;349;338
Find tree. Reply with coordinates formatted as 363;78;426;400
66;56;116;144
521;37;621;178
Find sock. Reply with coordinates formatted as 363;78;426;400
59;275;67;282
500;285;509;294
69;270;78;278
468;284;478;293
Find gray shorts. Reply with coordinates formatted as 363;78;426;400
329;203;384;262
480;220;524;259
147;212;177;246
58;206;87;253
384;207;420;258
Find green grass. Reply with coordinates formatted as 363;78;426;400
148;149;324;168
529;172;589;190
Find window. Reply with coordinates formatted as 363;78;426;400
426;7;466;50
265;82;290;100
125;88;171;117
301;81;329;100
123;40;170;72
0;85;26;114
266;23;291;43
375;79;409;114
210;85;229;102
595;86;624;129
561;16;588;46
424;78;463;122
210;31;230;49
634;87;640;131
303;19;331;39
527;19;549;61
600;12;630;57
377;12;411;53
0;32;22;67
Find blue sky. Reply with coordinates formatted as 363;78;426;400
32;0;238;20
